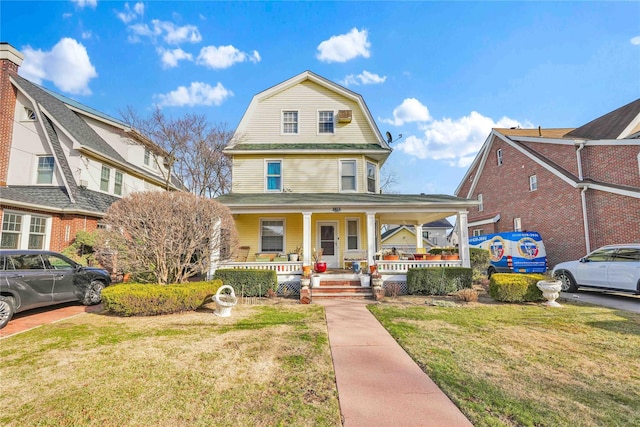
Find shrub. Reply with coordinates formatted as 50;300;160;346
429;247;458;255
101;280;222;316
488;273;546;302
407;267;473;296
213;269;277;297
455;288;479;302
470;248;490;280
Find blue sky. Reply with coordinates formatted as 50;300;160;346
3;1;639;196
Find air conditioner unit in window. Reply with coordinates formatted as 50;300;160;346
79;179;88;188
338;110;352;123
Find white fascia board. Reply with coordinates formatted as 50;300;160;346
468;214;501;227
510;136;578;145
578;183;640;199
618;111;640;139
458;130;496;198
66;105;132;131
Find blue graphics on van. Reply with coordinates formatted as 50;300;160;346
469;231;547;274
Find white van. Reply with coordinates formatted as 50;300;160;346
468;231;548;277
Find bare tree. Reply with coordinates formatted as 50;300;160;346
121;106;234;197
95;192;238;284
380;163;399;194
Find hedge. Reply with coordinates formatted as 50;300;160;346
429;247;459;255
488;273;546;302
407;267;472;295
212;269;277;297
101;280;222;317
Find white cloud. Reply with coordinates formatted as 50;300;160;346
117;2;145;24
155;82;233;107
340;70;386;86
128;19;201;44
381;98;431;126
631;36;640;45
316;28;371;63
72;0;97;8
396;111;528;167
20;38;98;95
157;47;193;68
196;45;261;69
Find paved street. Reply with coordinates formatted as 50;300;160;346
561;290;640;313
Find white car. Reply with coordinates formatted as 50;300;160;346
552;244;640;294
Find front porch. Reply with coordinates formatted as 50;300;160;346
219;258;464;298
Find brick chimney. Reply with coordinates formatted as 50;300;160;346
0;43;23;187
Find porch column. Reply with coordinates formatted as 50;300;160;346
302;211;312;266
415;224;424;249
207;218;222;280
366;212;376;267
457;211;470;268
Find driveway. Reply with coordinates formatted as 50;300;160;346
0;302;103;338
562;290;640;313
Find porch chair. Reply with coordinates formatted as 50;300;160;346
233;246;250;262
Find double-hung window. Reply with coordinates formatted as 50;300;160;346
282;111;298;134
37;156;54;184
1;213;22;249
114;171;123;196
346;219;359;250
260;219;284;252
366;162;376;193
340;160;356;192
318;111;334;134
497;149;503;166
100;165;111;192
266;160;282;191
478;194;483;212
529;175;538;191
28;216;47;249
1;212;49;250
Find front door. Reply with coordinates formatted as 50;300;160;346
317;222;339;268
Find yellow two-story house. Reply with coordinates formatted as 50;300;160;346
215;71;477;292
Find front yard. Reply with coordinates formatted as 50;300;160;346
2;292;639;426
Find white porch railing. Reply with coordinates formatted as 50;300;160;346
375;259;462;274
220;261;304;275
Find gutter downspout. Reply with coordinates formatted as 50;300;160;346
576;142;589;253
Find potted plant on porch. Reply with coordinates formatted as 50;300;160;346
313;248;326;273
289;244;302;262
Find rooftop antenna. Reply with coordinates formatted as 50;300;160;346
385;131;402;144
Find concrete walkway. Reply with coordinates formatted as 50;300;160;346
317;299;472;427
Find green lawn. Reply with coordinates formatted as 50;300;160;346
369;297;640;427
0;302;341;427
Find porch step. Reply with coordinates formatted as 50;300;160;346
318;280;362;287
309;285;373;300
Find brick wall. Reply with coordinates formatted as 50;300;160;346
461;135;640;268
0;58;19;187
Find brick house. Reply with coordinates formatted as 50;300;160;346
455;98;640;268
0;43;180;252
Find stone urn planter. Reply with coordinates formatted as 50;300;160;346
537;280;563;307
214;285;238;317
360;274;370;287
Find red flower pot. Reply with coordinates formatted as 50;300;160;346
314;262;327;273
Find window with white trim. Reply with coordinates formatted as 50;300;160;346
514;217;522;231
346;219;359;250
144;150;158;169
478;194;483;212
266;160;282;191
529;174;538;191
114;170;123;196
282;111;298;134
36;156;54;184
367;162;376;193
24;107;37;121
318;111;334;134
473;229;484;236
340;160;356;191
497;149;503;166
1;212;49;250
100;165;111;192
260;219;284;252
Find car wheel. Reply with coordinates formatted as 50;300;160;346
556;270;578;292
82;280;105;306
0;296;15;329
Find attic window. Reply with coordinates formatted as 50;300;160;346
318;111;334;134
282;111;298;134
497;149;503;166
24;107;36;121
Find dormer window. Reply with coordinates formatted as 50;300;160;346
282;111;298;134
36;156;54;184
144;149;158;170
318;111;334;134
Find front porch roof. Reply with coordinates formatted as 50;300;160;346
215;192;479;224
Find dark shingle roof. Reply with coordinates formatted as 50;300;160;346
564;98;640;140
11;73;125;162
1;186;119;215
